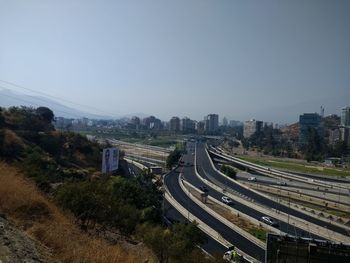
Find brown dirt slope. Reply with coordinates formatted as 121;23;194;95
0;162;147;263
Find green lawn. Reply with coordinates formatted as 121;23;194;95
237;155;350;177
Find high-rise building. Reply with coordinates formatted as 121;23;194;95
243;119;263;138
181;117;195;133
341;107;350;127
131;116;141;125
196;121;205;134
169;116;180;132
222;117;228;127
340;127;350;146
329;129;341;145
229;120;243;127
204;114;219;133
143;116;162;130
130;116;141;129
299;113;322;144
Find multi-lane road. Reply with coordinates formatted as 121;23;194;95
164;163;265;261
162;140;350;261
182;144;321;239
195;142;349;236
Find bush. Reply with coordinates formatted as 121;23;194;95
55;176;162;234
221;164;237;179
0;129;25;160
137;222;208;263
166;149;181;169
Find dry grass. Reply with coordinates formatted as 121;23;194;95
3;128;26;148
0;162;149;263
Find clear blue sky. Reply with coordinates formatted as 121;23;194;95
0;0;349;123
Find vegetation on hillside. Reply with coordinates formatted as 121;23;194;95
166;142;186;169
240;126;349;162
220;164;237;179
0;106;224;262
0;163;142;263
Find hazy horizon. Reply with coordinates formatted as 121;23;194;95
1;1;349;124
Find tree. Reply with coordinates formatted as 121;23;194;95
137;222;207;263
166;148;182;169
36;107;54;124
0;109;5;128
329;141;348;158
304;127;325;161
221;165;237;179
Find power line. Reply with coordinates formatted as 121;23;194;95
0;91;86;119
0;79;117;117
0;84;87;117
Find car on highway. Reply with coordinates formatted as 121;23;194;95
248;176;257;182
199;185;209;193
261;216;279;227
221;196;234;205
277;181;287;186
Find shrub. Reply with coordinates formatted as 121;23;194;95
221;164;237;179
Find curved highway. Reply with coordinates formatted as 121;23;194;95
164;165;265;261
163;199;227;255
181;144;321;239
196;142;349;236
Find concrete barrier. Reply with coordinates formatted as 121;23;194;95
178;175;266;250
182;179;281;236
164;170;260;263
214;146;350;191
194;145;350;244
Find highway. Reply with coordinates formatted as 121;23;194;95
181;143;321;239
126;159;229;256
164;162;265;261
229;170;350;204
195;142;349;236
211;146;350;192
163;199;228;255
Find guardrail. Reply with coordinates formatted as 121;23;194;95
208;147;350;234
178;174;266;250
181;179;281;236
194;144;350;244
213;146;350;191
164;167;259;263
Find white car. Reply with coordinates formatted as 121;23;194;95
277;181;287;186
221;196;234;205
261;216;279;227
248;177;257;182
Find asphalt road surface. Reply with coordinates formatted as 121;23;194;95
164;166;265;261
195;142;349;237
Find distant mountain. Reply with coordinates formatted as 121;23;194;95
0;88;113;119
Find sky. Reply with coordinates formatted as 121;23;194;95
0;0;349;123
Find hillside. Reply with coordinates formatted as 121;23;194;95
0;106;221;263
0;106;154;262
0;163;145;263
281;122;299;141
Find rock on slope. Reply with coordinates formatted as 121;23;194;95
0;216;53;263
